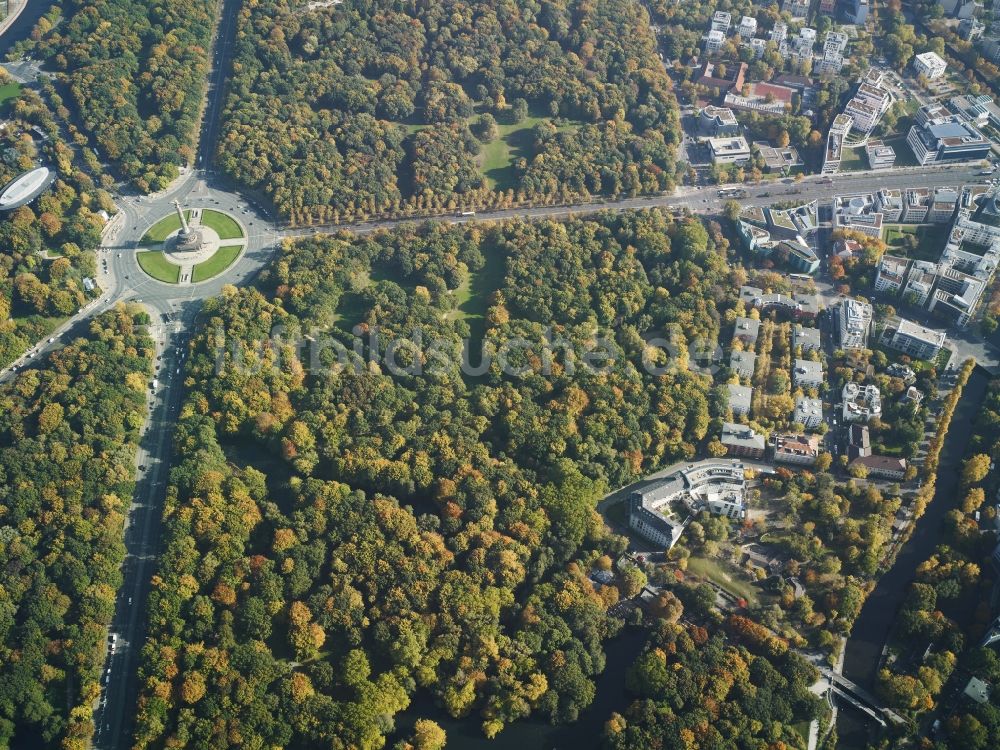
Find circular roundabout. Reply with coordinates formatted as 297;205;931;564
136;204;247;285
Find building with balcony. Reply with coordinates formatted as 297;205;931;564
793;324;822;353
880;316;947;359
834;298;873;350
793;358;825;388
842;382;882;422
914;51;948;80
730;350;757;379
823;114;853;174
721;423;767;458
711;10;732;34
738;16;758;41
794;396;824;429
772;433;820;466
728;383;753;418
733;316;760;346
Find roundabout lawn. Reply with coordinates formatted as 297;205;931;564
142;211;191;243
192;244;242;282
137;251;180;283
200;209;244;240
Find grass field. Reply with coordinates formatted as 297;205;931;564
882;134;919;167
686;555;760;605
200;209;244;240
142;211;191;243
451;242;506;342
192;244;243;282
137;251;180;283
884;223;949;261
0;82;22;108
480;114;581;190
839;146;867;172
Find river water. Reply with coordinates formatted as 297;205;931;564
837;367;990;748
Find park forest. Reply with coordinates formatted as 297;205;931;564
129;209;741;747
217;0;682;224
0;307;153;746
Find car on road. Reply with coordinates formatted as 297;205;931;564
48;337;54;343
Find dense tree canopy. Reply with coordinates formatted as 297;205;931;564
0;84;112;367
603;620;822;749
131;209;738;746
0;306;152;747
218;0;681;223
27;0;215;190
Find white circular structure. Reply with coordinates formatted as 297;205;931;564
0;166;53;210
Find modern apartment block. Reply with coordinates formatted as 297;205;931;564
711;10;732;34
865;140;896;170
823;114;853;174
872;188;1000;328
738;16;758;41
880;316;948;359
844;73;893;133
914;51;947;79
833;298;873;350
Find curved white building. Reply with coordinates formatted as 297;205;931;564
0;166;54;210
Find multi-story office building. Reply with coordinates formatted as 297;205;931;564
875;188;903;220
699;106;739;137
880;316;947;359
866;140;896;170
914;51;947;79
903;187;932;223
834;298;873;350
823;114;853;174
907;112;991;165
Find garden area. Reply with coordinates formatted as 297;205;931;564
136;251;180;283
884;223;949;261
191;244;243;282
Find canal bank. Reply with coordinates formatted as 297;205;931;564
837;366;990;747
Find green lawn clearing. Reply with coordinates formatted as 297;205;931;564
451;241;506;342
136;251;180;283
883;223;949;261
192;244;243;282
0;82;22;108
882;135;919;167
200;209;244;240
839;146;866;172
142;211;191;243
480;109;582;191
686;555;760;605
